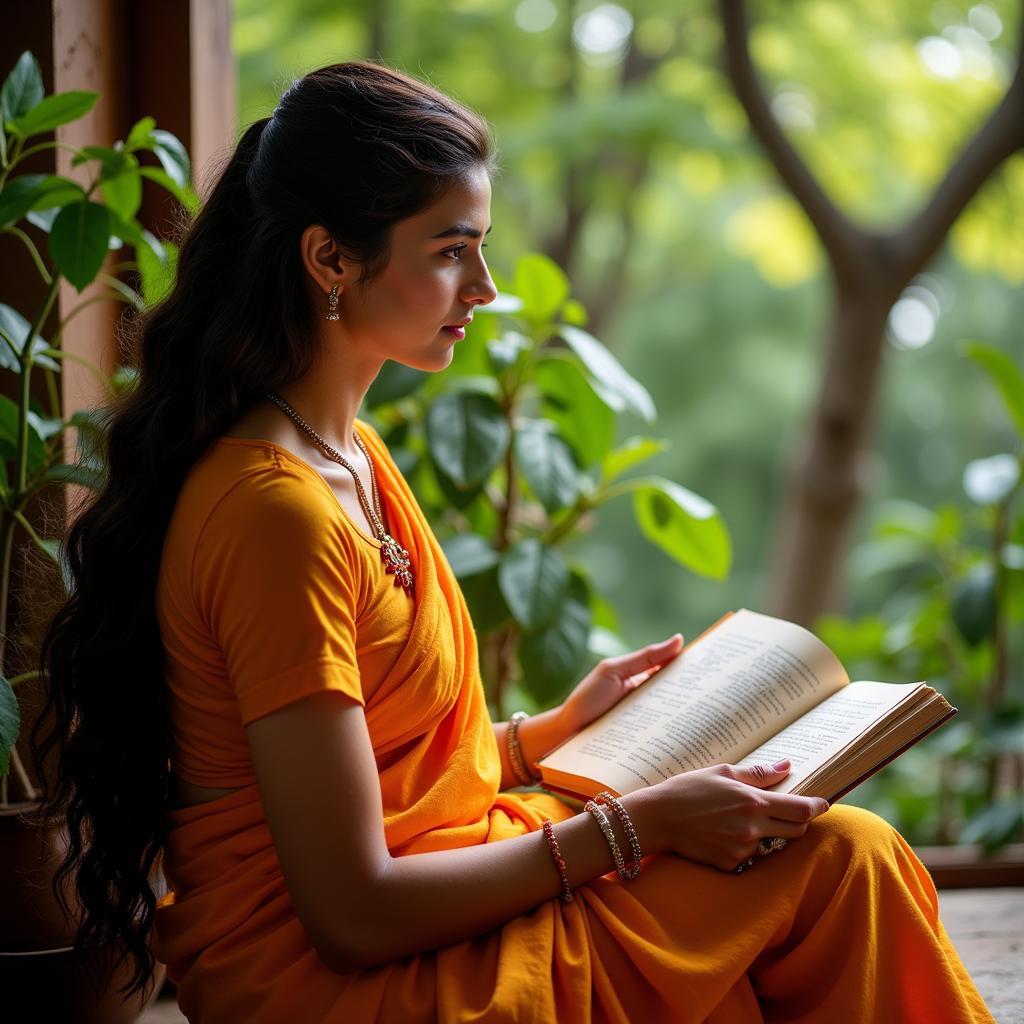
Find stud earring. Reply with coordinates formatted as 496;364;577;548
325;284;340;321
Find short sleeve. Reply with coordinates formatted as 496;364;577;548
193;470;365;725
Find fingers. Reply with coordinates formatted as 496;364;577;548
764;792;831;823
603;634;684;678
731;759;792;788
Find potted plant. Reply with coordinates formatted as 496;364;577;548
0;50;193;1020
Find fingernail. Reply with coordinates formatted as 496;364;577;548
772;759;791;771
819;801;830;813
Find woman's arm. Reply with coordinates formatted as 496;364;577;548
246;688;657;973
247;683;827;974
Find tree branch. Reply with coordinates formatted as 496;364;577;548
719;0;861;264
890;20;1024;273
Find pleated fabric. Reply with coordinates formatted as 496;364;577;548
151;423;995;1024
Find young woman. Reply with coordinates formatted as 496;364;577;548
33;61;994;1023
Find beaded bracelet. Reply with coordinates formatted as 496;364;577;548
584;799;628;880
595;791;643;880
507;711;541;787
542;819;574;903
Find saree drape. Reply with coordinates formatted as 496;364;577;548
151;423;995;1024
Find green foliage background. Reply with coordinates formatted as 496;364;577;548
232;0;1024;844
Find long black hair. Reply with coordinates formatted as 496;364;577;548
29;60;497;998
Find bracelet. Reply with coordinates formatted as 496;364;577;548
584;800;627;880
507;711;541;786
595;791;642;880
542;819;574;903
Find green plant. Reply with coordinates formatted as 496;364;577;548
365;252;732;717
818;341;1024;850
0;51;193;799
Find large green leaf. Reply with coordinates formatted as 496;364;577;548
48;200;110;291
138;166;200;214
951;564;997;647
964;342;1024;438
0;394;46;475
0;676;19;777
498;538;570;630
513;253;570;324
602;436;669;483
459;565;512;634
426;392;509;487
365;360;427;407
629;476;731;580
1;52;44;126
441;533;500;578
534;353;615;468
151;128;191;188
515;419;579;514
125;116;157;150
41;462;105;490
557;324;656;422
13;90;98;138
98;152;143;222
137;237;178;307
519;576;592;703
0;174;46;227
0;304;49;370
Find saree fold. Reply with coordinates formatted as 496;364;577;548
152;423;995;1024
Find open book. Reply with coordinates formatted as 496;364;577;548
537;609;957;804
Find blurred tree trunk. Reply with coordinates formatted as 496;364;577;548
720;0;1024;625
547;0;660;336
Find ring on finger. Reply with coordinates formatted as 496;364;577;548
733;856;756;874
757;836;788;856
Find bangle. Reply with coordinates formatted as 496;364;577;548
542;819;574;903
507;711;540;786
595;791;642;880
584;800;627;880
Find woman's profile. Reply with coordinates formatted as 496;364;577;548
31;60;995;1023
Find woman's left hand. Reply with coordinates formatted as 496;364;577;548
557;634;685;735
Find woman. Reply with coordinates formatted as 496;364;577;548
32;61;994;1023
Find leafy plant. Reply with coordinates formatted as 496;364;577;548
0;51;192;798
364;252;732;717
818;341;1024;850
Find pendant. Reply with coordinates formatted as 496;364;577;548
380;532;414;596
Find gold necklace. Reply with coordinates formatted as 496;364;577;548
262;391;414;597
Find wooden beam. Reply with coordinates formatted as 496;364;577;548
918;844;1024;890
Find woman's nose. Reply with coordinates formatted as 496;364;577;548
463;265;498;307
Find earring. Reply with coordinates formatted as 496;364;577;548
325;284;340;321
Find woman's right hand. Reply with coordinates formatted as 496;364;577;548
637;759;831;872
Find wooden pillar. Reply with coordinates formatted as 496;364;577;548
0;0;234;797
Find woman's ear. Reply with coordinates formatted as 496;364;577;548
299;224;347;293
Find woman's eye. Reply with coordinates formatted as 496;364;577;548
443;243;488;261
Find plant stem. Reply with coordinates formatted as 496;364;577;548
17;276;61;493
1;225;52;282
988;497;1010;712
6;746;38;803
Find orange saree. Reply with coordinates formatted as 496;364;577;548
151;422;995;1024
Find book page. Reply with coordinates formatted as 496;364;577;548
734;680;925;794
539;609;850;795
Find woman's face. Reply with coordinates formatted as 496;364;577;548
338;163;498;373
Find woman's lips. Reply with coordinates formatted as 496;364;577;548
441;325;465;339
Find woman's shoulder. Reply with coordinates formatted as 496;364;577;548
178;438;342;549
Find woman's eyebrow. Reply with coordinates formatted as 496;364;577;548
430;223;493;239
